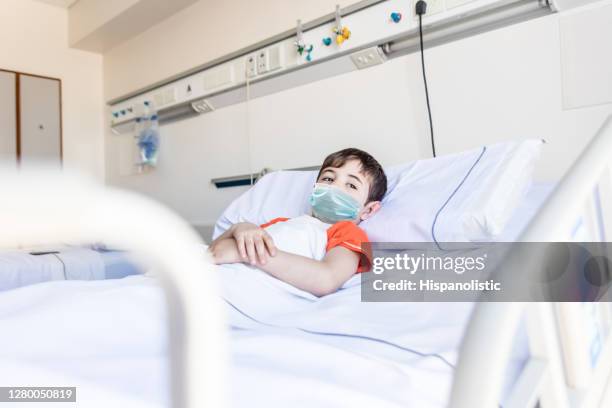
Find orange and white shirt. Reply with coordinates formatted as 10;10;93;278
260;215;371;273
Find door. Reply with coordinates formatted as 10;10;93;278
0;71;16;164
19;74;62;166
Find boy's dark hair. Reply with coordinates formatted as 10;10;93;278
317;148;387;203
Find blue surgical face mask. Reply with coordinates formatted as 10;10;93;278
309;183;362;223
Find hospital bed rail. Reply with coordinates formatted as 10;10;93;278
450;115;612;408
0;169;228;408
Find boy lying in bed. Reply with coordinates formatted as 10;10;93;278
209;148;387;296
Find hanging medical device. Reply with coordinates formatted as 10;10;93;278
332;4;351;46
295;19;314;62
108;0;595;134
131;101;161;172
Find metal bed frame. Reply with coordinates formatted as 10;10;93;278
2;115;612;407
451;115;612;408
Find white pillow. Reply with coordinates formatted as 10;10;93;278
213;171;317;239
212;139;543;243
361;139;543;243
458;140;543;239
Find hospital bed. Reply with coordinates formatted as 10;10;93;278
1;117;612;408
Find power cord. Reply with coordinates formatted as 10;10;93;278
416;1;436;157
51;253;67;280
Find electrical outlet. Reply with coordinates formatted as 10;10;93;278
257;49;269;74
256;46;282;74
350;47;386;70
246;54;257;77
412;0;444;19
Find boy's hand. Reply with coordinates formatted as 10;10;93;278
208;238;242;265
230;222;277;265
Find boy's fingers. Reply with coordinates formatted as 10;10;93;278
255;239;267;264
236;236;247;260
263;234;276;256
245;237;257;265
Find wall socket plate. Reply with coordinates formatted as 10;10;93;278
246;54;257;77
350;47;387;69
257;49;269;74
257;46;282;75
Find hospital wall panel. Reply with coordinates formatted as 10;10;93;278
103;1;612;238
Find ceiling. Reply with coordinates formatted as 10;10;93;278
34;0;80;8
69;0;199;53
31;0;199;53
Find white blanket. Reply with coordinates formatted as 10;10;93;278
0;265;525;407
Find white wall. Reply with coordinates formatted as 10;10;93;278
0;0;104;180
103;0;612;236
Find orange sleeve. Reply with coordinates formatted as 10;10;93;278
260;217;289;229
326;221;371;273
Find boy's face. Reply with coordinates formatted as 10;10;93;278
316;159;382;223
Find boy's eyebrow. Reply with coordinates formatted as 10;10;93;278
348;174;364;184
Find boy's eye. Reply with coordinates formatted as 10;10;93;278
321;177;334;183
348;183;358;190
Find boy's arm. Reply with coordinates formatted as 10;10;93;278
210;227;234;244
209;237;243;264
210;222;360;295
257;246;359;297
210;222;276;265
210;224;360;295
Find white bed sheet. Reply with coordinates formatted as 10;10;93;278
0;264;527;408
0;272;462;407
